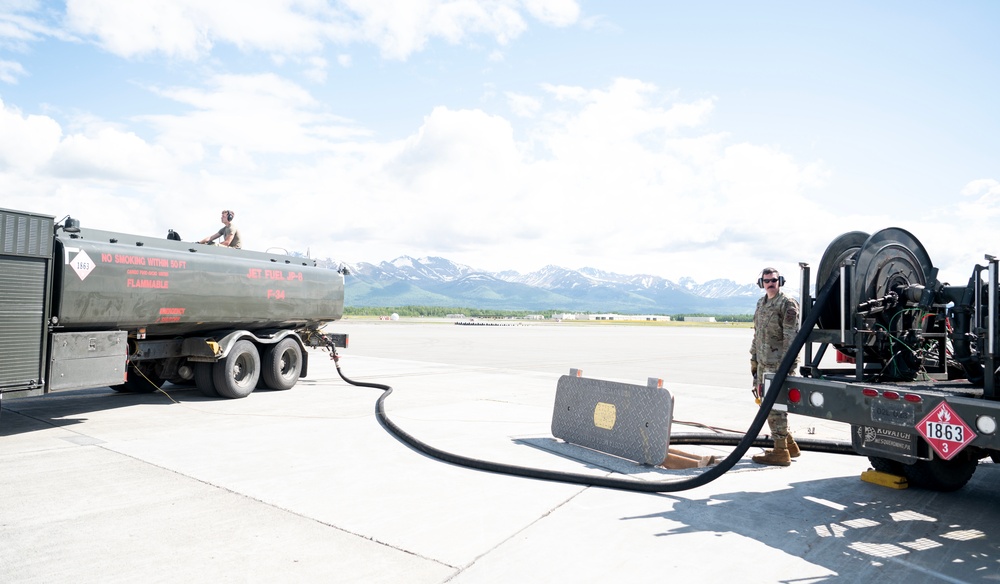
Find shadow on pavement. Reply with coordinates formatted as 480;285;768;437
0;383;207;436
627;464;1000;583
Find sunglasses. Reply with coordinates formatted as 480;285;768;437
761;278;780;284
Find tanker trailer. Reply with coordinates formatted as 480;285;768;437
773;227;1000;491
0;207;347;400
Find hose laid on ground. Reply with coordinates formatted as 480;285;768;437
671;433;855;455
333;269;853;493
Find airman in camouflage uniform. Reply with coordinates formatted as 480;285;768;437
750;267;801;466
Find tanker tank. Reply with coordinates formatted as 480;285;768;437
53;226;344;337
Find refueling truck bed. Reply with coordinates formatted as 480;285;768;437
773;228;1000;491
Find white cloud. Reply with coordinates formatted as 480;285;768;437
957;178;1000;218
0;101;182;236
0;2;63;49
61;0;582;62
341;0;528;59
0;99;176;182
537;79;714;151
289;77;831;282
519;87;824;277
522;0;580;27
63;0;340;59
0;74;847;283
505;91;541;117
142;73;362;158
914;178;1000;283
0;2;72;83
0;59;26;83
48;127;175;181
65;0;213;59
0;98;62;171
4;1;994;290
302;55;329;83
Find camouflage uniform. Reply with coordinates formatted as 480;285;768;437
750;290;800;440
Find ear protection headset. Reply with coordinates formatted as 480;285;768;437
223;210;234;221
757;270;785;288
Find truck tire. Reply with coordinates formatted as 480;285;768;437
212;340;260;399
194;362;218;397
902;452;978;492
867;456;904;476
261;338;302;390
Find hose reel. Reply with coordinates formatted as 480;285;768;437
817;227;949;381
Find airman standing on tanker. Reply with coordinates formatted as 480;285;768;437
750;267;801;466
200;209;242;249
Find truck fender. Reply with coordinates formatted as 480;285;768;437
201;330;310;379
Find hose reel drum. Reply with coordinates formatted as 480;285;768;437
814;228;946;381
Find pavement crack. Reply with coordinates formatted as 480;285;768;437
442;486;591;582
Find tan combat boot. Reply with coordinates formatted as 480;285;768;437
786;434;801;459
752;437;792;466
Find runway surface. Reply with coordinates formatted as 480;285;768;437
2;319;998;583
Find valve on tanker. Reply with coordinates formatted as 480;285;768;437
55;214;81;234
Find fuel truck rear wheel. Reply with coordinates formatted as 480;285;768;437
903;452;978;492
867;456;904;476
261;338;302;390
213;340;260;399
194;362;219;397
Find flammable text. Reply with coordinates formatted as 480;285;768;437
128;278;169;289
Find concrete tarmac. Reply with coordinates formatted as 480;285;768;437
2;319;999;583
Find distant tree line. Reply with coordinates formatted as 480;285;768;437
344;306;752;321
343;306;561;318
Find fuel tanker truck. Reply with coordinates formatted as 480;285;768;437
0;207;347;401
774;228;1000;491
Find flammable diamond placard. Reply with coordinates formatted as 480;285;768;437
916;401;976;461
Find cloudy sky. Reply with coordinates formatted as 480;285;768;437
1;1;998;287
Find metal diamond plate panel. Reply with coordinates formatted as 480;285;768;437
551;373;673;465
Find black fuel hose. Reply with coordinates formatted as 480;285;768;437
334;269;851;492
671;433;855;455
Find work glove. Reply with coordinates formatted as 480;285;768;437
750;359;758;377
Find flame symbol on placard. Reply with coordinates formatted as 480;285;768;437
937;407;952;423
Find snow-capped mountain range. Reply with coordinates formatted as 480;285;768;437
331;255;762;314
